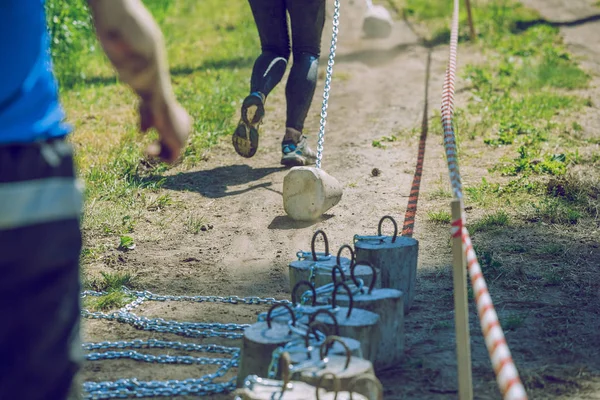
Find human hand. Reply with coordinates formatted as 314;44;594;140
139;96;191;164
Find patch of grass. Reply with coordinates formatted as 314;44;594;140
371;133;398;148
372;140;385;148
400;0;594;232
146;193;173;211
99;271;133;291
118;235;135;251
427;210;452;224
60;0;261;269
501;313;528;331
469;210;510;233
542;267;564;286
495;147;571;177
505;244;527;253
536;244;564;256
473;245;504;281
83;271;135;311
96;291;131;310
429;320;453;333
427;187;452;200
185;214;207;234
526;197;582;225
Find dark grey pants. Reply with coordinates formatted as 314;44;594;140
0;138;83;400
248;0;326;132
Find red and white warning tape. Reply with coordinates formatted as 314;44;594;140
441;0;463;199
452;218;528;399
441;1;528;399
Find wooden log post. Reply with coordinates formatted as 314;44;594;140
354;216;418;314
294;337;376;398
465;0;476;41
304;283;381;363
235;353;327;399
289;234;377;294
236;304;302;387
288;320;364;366
451;199;473;400
334;262;405;371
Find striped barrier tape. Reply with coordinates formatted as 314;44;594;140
451;218;528;399
441;0;463;199
441;0;528;399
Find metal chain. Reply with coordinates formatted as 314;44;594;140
81;289;291;399
316;0;341;169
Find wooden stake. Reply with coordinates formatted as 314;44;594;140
464;0;476;41
451;199;473;400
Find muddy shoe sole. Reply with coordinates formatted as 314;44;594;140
232;95;264;158
232;122;259;158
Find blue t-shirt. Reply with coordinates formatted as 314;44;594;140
0;0;70;144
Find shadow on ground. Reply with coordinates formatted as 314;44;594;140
63;55;256;90
158;164;283;199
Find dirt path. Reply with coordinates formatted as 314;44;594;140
81;1;600;399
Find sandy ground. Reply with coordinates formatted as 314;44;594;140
81;0;600;398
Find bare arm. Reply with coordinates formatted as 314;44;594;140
88;0;190;162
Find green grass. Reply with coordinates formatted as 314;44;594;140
185;214;208;234
469;210;510;233
83;271;135;311
427;210;452;224
427;187;452;200
398;0;596;230
56;0;259;247
501;313;528;331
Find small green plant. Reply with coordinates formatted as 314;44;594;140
428;187;452;200
372;140;385;148
185;215;207;234
99;271;133;291
146;193;172;211
506;244;527;253
537;244;564;256
502;313;528;331
542;268;564;285
429;320;453;333
427;210;452;224
83;271;135;310
470;210;510;232
528;197;581;224
118;235;135;250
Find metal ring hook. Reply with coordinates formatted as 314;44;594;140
312;230;330;261
352;260;377;295
308;309;340;337
291;280;317;307
266;303;297;329
315;372;342;400
336;244;355;269
331;264;346;285
331;282;354;319
377;215;398;242
319;336;352;370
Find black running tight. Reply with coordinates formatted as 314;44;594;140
247;0;326;132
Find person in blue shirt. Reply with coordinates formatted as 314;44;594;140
0;1;191;398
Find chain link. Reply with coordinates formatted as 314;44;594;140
316;0;341;169
81;0;343;394
82;289;291;398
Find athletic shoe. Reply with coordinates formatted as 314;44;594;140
232;92;265;158
281;135;318;167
